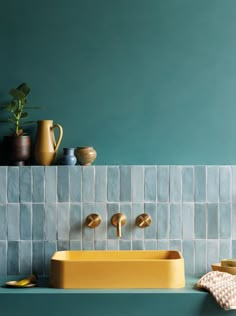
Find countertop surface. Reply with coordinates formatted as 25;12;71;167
0;276;233;316
0;275;205;294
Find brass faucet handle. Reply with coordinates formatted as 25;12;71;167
86;213;101;228
136;213;152;228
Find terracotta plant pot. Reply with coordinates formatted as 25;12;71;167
4;135;31;166
75;147;97;166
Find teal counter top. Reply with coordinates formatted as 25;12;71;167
0;276;235;316
0;276;200;294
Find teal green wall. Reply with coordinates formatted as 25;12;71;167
1;0;236;164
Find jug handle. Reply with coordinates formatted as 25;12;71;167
51;124;63;152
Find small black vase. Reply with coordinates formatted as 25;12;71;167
4;135;31;166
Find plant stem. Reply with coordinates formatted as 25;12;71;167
15;99;22;135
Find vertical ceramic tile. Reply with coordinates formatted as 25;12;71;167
219;240;231;261
0;241;7;275
45;204;57;241
32;241;44;275
107;239;119;250
0;167;6;203
57;240;70;251
132;240;144;250
232;166;236;203
169;240;182;252
7;204;19;241
0;204;6;240
95;166;107;202
120;203;131;240
144;203;156;239
32;166;44;203
107;203;120;239
232;204;236;239
157;166;169;202
57;203;70;240
219;166;231;202
183;240;194;275
144;166;156;202
32;204;44;240
207;204;218;239
95;240;107;250
207;166;219;203
7;167;19;202
182;203;194;240
144;240;157;250
207;240;219;271
194;204;206;239
132;203;144;240
20;204;32;240
82;167;94;202
57;166;69;202
232;240;236;258
94;203;107;240
170;203;181;239
107;166;120;202
82;240;94;250
169;166;181;203
69;166;81;202
132;166;144;202
157;240;169;250
82;203;95;241
194;166;206;202
70;240;82;250
195;240;206;276
157;203;169;239
19;167;31;202
70;204;81;240
44;241;57;275
45;166;57;203
19;241;32;274
119;240;132;250
120;166;131;202
182;167;194;202
219;203;231;239
7;241;19;274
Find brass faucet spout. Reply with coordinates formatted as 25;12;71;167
111;213;126;238
117;218;122;237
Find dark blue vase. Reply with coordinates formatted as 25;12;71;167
61;148;77;165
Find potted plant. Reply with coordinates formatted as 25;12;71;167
0;82;38;165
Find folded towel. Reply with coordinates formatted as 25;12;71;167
197;271;236;310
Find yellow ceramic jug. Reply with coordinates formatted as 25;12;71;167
34;120;63;166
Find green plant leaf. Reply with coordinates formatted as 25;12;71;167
17;83;31;97
21;112;29;118
7;118;17;123
9;88;25;100
7;101;19;113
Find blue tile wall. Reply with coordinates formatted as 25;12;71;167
0;165;236;277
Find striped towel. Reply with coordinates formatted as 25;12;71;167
197;271;236;310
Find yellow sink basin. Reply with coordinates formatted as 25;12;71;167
50;250;185;289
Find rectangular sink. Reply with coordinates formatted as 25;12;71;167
50;250;185;289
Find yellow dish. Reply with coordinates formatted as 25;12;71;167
211;263;236;275
5;281;36;288
50;250;185;289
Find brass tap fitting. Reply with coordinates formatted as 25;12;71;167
85;213;101;228
136;213;152;228
111;213;126;237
